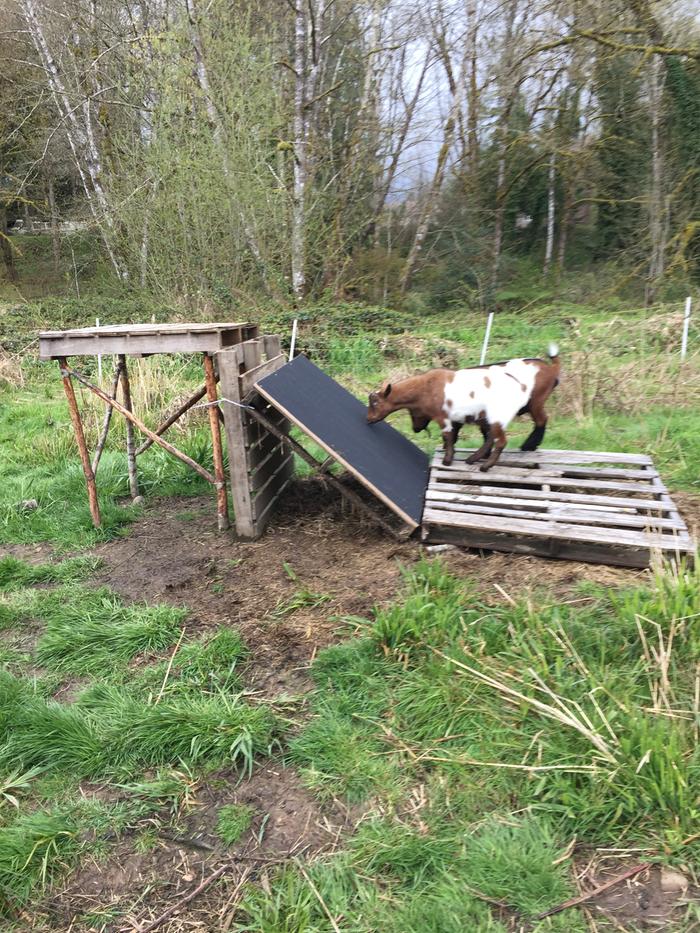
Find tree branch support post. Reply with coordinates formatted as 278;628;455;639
64;366;216;485
58;357;101;528
118;354;141;502
203;353;230;530
92;358;123;474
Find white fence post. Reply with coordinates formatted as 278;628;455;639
681;296;692;361
480;311;494;365
289;317;298;361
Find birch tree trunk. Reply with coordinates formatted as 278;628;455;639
20;0;126;279
543;149;556;274
291;0;308;301
398;104;458;294
646;55;665;305
46;172;60;272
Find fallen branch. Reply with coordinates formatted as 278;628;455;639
534;863;650;921
121;863;245;932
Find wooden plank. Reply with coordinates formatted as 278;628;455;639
242;339;263;372
246;432;284;469
250;446;293;491
434;460;659;481
426;488;634;514
253;474;294;525
240;354;286;398
422;508;694;552
431;468;664;495
263;334;282;357
41;321;254;337
424;498;686;531
421;524;657;570
440;448;654;466
427;480;668;513
218;349;256;538
252;454;295;518
41;331;241;359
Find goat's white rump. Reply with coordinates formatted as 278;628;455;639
442;359;538;430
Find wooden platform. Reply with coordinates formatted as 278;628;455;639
422;448;695;568
39;322;259;359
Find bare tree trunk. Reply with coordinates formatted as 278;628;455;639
465;1;480;177
399;104;458;295
646;55;665;305
20;0;126;279
489;130;508;294
361;50;430;244
543;150;556;274
0;207;18;283
46;173;60;272
556;185;571;274
291;1;308;301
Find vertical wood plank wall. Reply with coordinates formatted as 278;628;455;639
217;337;293;538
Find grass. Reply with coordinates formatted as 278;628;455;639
216;803;254;845
236;557;700;928
0;555;102;590
0;296;698;925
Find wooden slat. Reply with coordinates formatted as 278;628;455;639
424;498;686;531
250;445;293;491
434;459;659;481
240;354;286;398
422;508;694;552
432;468;664;495
253;455;295;519
427;481;668;513
440;448;654;466
421;525;658;570
246;431;284;469
40;321;253;337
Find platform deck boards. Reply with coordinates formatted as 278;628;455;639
423;448;694;568
255;355;430;528
39;322;258;359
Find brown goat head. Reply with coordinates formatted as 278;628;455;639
366;382;393;423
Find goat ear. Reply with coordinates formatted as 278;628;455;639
383;383;392;398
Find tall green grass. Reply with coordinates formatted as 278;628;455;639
255;558;700;928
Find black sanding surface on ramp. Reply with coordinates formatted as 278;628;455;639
255;355;429;527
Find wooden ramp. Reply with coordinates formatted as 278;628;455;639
255;355;430;529
423;448;695;568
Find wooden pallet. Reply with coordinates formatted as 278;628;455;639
422;448;695;568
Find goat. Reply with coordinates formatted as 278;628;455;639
366;344;561;471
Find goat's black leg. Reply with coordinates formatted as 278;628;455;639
521;404;548;452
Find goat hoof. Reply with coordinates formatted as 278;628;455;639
443;457;453;467
465;455;480;465
479;464;491;473
520;443;536;452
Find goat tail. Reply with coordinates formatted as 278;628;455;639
547;342;559;360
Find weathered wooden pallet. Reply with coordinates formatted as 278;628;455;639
39;321;259;359
422;448;695;568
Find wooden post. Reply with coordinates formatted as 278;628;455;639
92;358;123;474
203;353;230;531
118;354;141;501
57;357;101;528
217;347;256;538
